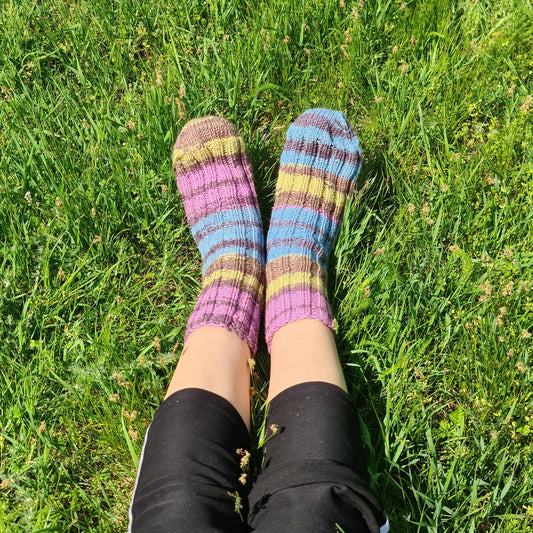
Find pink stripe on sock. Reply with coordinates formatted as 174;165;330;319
187;285;261;353
265;286;334;350
184;180;257;208
176;160;251;197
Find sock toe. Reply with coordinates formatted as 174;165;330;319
282;109;362;183
174;116;239;151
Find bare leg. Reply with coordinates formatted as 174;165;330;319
267;319;346;402
165;326;251;428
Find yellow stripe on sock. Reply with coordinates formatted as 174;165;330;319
173;136;244;167
276;170;347;206
202;269;264;298
266;271;325;299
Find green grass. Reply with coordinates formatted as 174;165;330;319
1;0;532;530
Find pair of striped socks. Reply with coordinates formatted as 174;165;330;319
172;109;361;354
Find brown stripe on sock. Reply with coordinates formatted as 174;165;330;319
273;191;346;222
283;139;361;164
176;116;240;148
187;200;261;229
293;113;360;139
266;255;326;281
203;255;264;280
202;239;264;263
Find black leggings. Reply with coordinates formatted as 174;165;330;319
129;382;388;532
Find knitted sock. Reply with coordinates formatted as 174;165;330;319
173;116;264;354
265;108;362;350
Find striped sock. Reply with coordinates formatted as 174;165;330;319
265;108;362;351
173;116;264;354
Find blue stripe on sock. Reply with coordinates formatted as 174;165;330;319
267;223;334;256
269;206;340;232
191;207;260;236
285;125;360;154
197;223;259;257
266;241;328;270
280;150;360;177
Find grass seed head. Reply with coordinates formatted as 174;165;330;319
128;426;138;442
519;95;531;112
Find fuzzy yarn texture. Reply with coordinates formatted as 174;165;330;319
173;116;264;354
265;108;362;350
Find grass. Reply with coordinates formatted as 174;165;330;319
0;0;532;530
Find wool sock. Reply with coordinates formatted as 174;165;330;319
173;116;264;354
265;108;362;350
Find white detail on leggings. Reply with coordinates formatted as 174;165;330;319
128;423;152;533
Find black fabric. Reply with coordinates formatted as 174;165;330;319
130;383;386;533
129;388;251;533
248;382;386;533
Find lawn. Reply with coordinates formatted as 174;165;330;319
0;0;532;531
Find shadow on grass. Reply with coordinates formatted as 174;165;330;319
333;154;415;531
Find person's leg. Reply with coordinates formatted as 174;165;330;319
267;319;345;402
166;326;252;426
130;116;264;532
249;109;387;532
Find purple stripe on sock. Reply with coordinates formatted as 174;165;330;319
265;297;334;351
184;182;257;210
187;302;261;353
175;157;252;194
267;285;329;309
179;173;254;198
